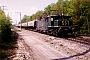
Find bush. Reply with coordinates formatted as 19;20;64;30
0;9;11;42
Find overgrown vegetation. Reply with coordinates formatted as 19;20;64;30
0;9;11;42
21;0;90;35
0;9;18;60
0;31;18;60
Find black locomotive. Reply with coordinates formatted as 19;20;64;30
17;14;72;36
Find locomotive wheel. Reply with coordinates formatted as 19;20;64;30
60;31;68;38
46;31;49;35
53;30;58;37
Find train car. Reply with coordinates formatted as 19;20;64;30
16;24;21;28
17;20;37;30
36;18;48;33
27;20;37;29
21;22;27;28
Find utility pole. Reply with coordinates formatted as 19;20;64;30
0;5;8;17
88;17;90;37
0;5;7;11
15;12;22;31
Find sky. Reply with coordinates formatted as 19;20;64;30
0;0;58;25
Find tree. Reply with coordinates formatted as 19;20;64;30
71;0;90;34
44;5;51;14
0;9;11;42
21;15;28;23
56;3;62;14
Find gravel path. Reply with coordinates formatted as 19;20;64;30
13;32;34;60
14;28;90;60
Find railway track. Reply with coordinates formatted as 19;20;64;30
31;29;90;45
21;28;90;45
65;36;90;45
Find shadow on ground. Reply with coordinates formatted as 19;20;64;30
52;48;90;60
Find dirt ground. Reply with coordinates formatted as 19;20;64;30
13;28;90;60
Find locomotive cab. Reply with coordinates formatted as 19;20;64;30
46;14;72;36
47;14;60;27
46;14;61;35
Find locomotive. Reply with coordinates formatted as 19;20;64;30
17;14;72;36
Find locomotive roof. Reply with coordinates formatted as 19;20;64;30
47;14;71;18
47;14;60;17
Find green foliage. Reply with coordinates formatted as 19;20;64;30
0;9;12;42
21;11;44;23
72;0;90;34
33;10;44;19
0;10;17;59
21;15;34;23
44;5;51;14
